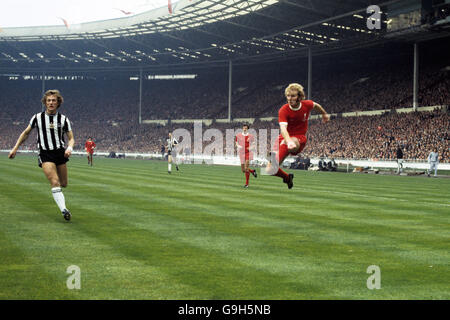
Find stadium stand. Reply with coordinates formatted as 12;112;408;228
1;42;449;162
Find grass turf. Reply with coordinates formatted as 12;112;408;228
0;154;449;299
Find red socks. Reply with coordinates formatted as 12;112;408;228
277;143;289;164
275;168;289;181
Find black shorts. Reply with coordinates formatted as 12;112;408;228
38;149;69;168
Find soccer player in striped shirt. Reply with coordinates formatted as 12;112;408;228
9;89;75;221
166;132;179;174
266;83;330;189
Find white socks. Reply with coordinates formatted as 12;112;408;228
52;187;67;212
168;163;172;172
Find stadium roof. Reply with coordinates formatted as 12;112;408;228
0;0;181;29
1;0;449;72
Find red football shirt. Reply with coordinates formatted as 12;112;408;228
85;140;96;151
235;133;254;154
278;100;314;136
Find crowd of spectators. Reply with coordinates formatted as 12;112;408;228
0;44;448;162
305;110;449;162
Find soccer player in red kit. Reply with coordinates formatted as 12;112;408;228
266;83;330;188
235;123;257;188
85;137;96;166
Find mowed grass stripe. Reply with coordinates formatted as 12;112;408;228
303;171;450;206
71;162;282;193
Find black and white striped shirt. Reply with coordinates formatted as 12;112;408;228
29;112;72;151
166;137;178;151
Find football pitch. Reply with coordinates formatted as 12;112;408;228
0;154;449;300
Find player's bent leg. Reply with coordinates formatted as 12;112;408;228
42;162;70;219
42;162;61;188
273;142;290;180
277;141;290;165
168;155;173;173
56;163;68;188
244;160;251;186
245;159;256;178
56;163;70;220
244;160;250;173
287;137;300;154
271;139;297;188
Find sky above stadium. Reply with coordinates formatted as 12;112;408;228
0;0;180;28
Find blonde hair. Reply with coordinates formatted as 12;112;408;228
41;89;64;108
284;83;305;100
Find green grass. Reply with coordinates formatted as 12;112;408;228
0;154;449;300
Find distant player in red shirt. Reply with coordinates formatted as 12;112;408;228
235;123;257;188
266;83;330;188
85;137;96;166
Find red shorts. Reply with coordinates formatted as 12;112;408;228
86;149;94;155
275;134;307;155
239;152;253;164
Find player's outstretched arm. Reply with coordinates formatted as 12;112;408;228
64;131;75;158
280;123;297;150
8;125;32;159
313;102;330;123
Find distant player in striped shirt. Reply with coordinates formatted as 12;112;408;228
9;89;75;221
235;123;257;188
266;83;329;189
166;132;179;174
